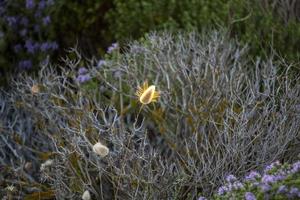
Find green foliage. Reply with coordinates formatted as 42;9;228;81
105;0;300;61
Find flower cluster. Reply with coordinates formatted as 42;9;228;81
0;0;57;70
198;160;300;199
76;67;91;83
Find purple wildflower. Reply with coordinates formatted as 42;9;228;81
260;183;271;192
38;0;47;9
289;187;300;198
232;181;244;190
78;67;88;75
26;0;35;9
277;185;288;194
76;74;91;83
18;60;32;69
245;171;261;182
107;42;118;53
245;192;256;200
264;161;281;173
42;16;51;25
291;161;300;173
198;197;207;200
97;60;106;68
217;186;227;196
6;16;17;27
226;174;237;183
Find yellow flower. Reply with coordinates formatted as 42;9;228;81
136;81;160;104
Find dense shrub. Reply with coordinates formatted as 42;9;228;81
1;32;299;199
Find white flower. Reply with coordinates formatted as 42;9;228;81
40;159;54;171
82;190;91;200
93;142;109;157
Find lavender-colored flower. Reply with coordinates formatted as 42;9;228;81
260;183;271;192
25;40;39;54
26;0;35;9
198;197;207;200
245;171;261;182
264;161;281;172
107;42;118;53
42;16;51;25
97;60;106;68
5;16;17;27
217;186;227;196
78;67;88;75
40;42;51;52
14;44;22;53
232;181;244;190
226;174;237;183
277;185;288;194
291;161;300;173
245;192;256;200
38;0;47;9
76;74;91;83
18;60;32;69
289;187;300;197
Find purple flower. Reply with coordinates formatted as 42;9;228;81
232;181;244;190
76;74;91;83
260;183;271;192
107;42;118;53
245;171;261;182
291;161;300;173
277;185;288;194
264;161;281;172
198;197;207;200
14;44;22;53
25;39;39;54
217;186;227;196
289;187;300;197
226;174;237;183
5;16;17;27
245;192;256;200
42;16;51;25
78;67;88;75
18;60;32;70
38;0;47;9
97;60;106;68
26;0;35;9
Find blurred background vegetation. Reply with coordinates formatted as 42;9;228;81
0;0;299;84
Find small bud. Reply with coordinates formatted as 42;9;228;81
40;159;53;171
24;162;32;171
31;84;40;94
93;142;109;157
82;190;91;200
